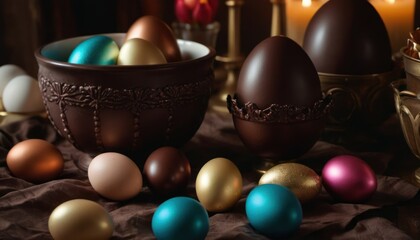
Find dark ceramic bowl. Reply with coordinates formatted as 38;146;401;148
35;33;215;156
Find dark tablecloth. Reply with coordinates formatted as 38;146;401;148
0;110;419;240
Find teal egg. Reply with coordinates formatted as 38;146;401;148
68;36;119;65
245;184;302;238
152;197;209;240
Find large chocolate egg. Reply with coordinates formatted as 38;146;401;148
228;36;330;160
303;0;393;75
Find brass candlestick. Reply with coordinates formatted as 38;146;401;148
210;0;244;113
270;0;286;36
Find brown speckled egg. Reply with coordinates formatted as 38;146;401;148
303;0;393;75
125;15;181;62
228;36;331;160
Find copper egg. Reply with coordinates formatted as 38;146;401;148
6;139;64;183
125;15;182;62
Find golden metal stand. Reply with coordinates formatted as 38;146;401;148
391;80;420;187
210;0;244;113
270;0;286;36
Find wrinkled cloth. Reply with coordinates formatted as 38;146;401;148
0;111;419;240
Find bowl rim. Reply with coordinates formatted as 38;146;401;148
34;33;216;72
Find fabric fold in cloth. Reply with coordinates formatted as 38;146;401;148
0;112;419;240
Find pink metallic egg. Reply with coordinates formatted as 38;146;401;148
322;155;377;203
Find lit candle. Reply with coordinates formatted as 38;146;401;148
369;0;415;54
286;0;327;46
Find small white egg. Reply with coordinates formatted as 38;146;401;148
2;75;44;113
0;64;26;97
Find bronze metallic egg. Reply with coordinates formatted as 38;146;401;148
125;15;182;62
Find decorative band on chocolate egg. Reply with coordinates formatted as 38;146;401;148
227;94;332;124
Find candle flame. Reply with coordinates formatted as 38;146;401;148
302;0;312;7
385;0;396;4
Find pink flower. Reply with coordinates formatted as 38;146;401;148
175;0;219;25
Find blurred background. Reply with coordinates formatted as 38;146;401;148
0;0;419;77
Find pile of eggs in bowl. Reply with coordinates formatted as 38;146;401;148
35;14;215;155
0;64;44;115
63;15;182;66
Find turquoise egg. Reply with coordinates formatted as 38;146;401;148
68;36;119;65
245;184;302;238
152;197;209;240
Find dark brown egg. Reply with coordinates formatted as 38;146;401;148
303;0;393;75
143;146;191;196
125;15;182;62
228;36;330;160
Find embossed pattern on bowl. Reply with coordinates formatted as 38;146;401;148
35;33;215;156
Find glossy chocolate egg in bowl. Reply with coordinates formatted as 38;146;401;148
227;36;332;172
302;0;398;137
35;33;215;163
125;15;182;62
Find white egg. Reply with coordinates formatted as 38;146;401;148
2;75;44;113
0;64;26;97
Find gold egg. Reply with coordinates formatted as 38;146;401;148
49;199;114;240
196;158;243;212
117;38;167;65
259;163;321;203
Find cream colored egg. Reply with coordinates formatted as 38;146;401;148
259;163;321;203
2;75;44;113
88;152;143;201
117;38;167;65
49;199;113;240
196;157;243;212
0;64;26;98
